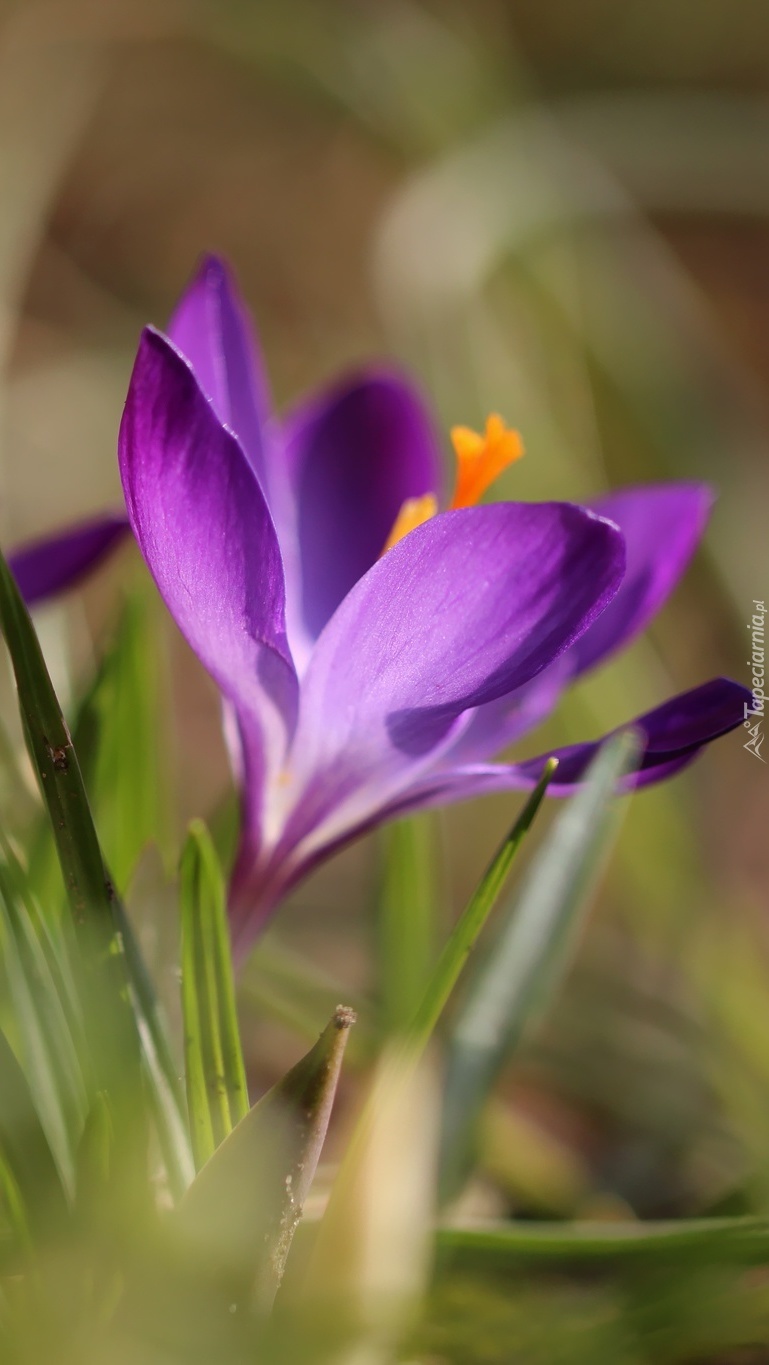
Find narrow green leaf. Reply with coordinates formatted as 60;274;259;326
0;859;86;1191
0;831;90;1072
0;1150;32;1260
440;730;639;1201
435;1214;769;1270
0;548;192;1196
0;549;118;937
180;919;216;1168
377;814;438;1035
206;855;249;1131
74;586;172;892
180;821;249;1169
179;830;220;1168
178;1005;355;1310
0;1026;67;1240
406;759;558;1056
75;1091;113;1211
27;587;171;910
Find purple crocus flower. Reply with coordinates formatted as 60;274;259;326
118;256;749;956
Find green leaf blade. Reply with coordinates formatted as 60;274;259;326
179;821;248;1169
377;814;438;1036
436;1214;769;1270
0;1026;67;1244
440;729;640;1201
0;551;115;936
0;859;86;1193
75;586;172;893
406;758;558;1055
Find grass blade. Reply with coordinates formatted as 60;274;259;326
377;814;438;1036
0;550;117;937
406;759;558;1055
73;586;172;893
0;1026;67;1242
440;730;639;1201
435;1215;769;1270
0;858;87;1192
180;821;249;1169
0;830;90;1063
0;1151;32;1261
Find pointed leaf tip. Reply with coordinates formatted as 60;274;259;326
178;1005;355;1311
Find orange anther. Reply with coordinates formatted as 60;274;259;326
381;493;438;555
449;413;523;509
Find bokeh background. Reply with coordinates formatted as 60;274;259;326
1;0;768;1276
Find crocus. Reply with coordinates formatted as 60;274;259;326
118;256;749;956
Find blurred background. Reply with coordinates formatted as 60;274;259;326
1;0;768;1330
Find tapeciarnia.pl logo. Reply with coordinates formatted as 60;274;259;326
745;599;766;762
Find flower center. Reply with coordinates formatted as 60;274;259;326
381;413;523;553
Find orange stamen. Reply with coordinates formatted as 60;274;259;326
381;493;438;555
449;413;523;509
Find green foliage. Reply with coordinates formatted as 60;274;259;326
0;547;192;1197
0;1025;67;1246
377;813;439;1036
407;757;558;1056
0;854;85;1193
440;730;639;1199
180;819;249;1169
72;586;173;893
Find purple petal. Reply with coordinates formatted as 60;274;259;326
529;676;752;791
283;369;443;643
442;658;569;766
277;501;625;849
233;675;746;953
8;515;129;606
436;483;713;768
167;255;272;494
391;677;750;809
118;327;299;830
565;483;713;677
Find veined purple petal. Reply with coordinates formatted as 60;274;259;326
228;677;745;955
118;328;299;833
283;369;443;644
167;255;272;494
276;501;625;850
8;515;129;606
436;483;713;768
442;658;570;766
389;677;750;810
566;483;713;677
